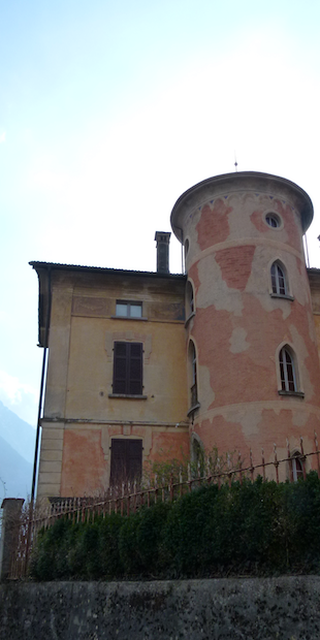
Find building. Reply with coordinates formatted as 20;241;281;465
31;171;320;499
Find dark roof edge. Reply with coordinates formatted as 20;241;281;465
171;171;314;240
29;261;186;280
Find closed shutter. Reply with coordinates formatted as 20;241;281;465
110;439;142;485
113;342;143;395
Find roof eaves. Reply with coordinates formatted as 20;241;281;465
29;261;186;280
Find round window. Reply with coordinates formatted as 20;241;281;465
265;213;281;228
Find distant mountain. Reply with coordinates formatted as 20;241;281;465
0;400;36;464
0;435;33;500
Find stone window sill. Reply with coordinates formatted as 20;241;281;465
270;293;294;302
185;311;195;328
278;390;305;398
108;394;148;399
111;316;148;321
187;402;200;417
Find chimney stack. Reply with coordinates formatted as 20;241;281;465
155;231;171;274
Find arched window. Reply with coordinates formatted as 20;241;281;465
291;451;304;482
188;340;198;411
279;346;297;392
271;261;287;296
186;280;195;320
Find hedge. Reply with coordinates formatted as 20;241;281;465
30;473;320;581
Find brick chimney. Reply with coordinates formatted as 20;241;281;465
155;231;171;273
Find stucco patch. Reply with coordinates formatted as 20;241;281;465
198;363;215;406
232;406;263;438
289;324;313;396
245;245;294;320
292;411;307;428
197;255;243;316
229;327;250;354
195;199;232;250
215;245;255;291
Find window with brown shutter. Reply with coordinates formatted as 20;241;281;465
110;438;142;485
113;342;143;395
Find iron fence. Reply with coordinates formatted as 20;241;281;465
3;433;320;579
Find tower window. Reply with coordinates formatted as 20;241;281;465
188;340;199;413
279;346;297;392
291;451;304;482
271;262;287;296
265;213;281;228
186;280;195;321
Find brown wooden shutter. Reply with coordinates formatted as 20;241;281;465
113;342;143;395
110;439;142;485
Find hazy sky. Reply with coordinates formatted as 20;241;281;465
1;0;320;426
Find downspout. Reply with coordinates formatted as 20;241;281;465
175;225;184;274
30;266;52;503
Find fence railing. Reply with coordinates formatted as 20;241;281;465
3;433;320;580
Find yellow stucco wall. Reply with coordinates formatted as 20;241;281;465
37;269;189;498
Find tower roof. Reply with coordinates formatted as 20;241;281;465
170;171;313;241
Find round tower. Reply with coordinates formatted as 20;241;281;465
171;172;320;473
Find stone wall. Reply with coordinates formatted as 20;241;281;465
1;577;320;639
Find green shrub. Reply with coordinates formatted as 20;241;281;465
30;474;320;581
31;518;80;580
136;501;172;575
98;512;124;578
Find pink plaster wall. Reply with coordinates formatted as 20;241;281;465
195;199;232;250
183;182;320;465
61;430;107;496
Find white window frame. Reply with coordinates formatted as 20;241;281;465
271;261;287;296
116;300;142;318
291;452;304;481
185;280;195;326
279;346;297;392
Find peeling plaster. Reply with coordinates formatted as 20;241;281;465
289;324;314;397
245;246;293;320
235;407;263;437
198;363;215;406
229;327;250;354
197;255;243;317
307;310;317;344
292;411;308;428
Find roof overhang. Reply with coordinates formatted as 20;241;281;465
170;171;314;242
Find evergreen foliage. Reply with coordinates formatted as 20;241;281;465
30;473;320;581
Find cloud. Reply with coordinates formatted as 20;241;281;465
0;132;5;143
0;370;38;426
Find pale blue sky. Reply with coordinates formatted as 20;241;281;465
1;0;320;425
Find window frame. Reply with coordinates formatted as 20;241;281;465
187;340;200;416
270;260;294;301
110;438;143;486
264;212;282;229
290;451;305;482
115;300;143;319
278;345;304;398
185;280;195;326
271;261;287;296
112;341;144;397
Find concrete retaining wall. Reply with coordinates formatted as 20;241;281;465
1;576;320;639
